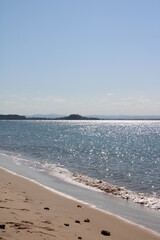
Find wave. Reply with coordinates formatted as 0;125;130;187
1;151;160;211
70;172;160;211
39;160;160;211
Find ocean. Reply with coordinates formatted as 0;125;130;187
0;120;160;232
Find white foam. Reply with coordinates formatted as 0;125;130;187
1;151;160;211
40;160;160;211
70;172;160;211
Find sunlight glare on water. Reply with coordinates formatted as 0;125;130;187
0;120;160;197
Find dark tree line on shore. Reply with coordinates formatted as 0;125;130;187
0;114;26;120
0;114;99;121
0;114;159;121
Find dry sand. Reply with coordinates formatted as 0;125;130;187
0;167;160;240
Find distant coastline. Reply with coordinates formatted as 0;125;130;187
0;114;160;120
0;114;26;120
0;114;98;121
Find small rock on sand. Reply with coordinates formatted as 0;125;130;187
101;230;111;236
75;220;81;224
84;218;90;222
64;223;69;227
44;207;50;210
77;205;82;208
0;224;5;229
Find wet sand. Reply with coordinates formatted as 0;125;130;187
0;167;160;240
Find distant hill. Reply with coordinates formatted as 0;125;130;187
25;113;160;120
0;114;26;120
0;114;160;121
55;114;99;120
0;114;98;120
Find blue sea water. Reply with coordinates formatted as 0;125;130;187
0;120;160;232
0;120;160;195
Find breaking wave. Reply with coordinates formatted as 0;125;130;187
1;150;160;212
70;172;160;211
38;159;160;211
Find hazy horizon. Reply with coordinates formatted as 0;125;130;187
1;112;160;120
1;1;160;115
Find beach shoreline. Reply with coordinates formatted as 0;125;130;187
0;167;160;240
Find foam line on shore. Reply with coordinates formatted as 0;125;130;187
1;151;160;212
0;165;160;237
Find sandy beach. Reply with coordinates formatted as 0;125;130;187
0;167;160;240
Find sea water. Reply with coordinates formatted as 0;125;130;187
0;120;160;232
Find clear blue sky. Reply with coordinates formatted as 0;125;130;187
1;0;160;115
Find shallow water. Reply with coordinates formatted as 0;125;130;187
0;120;160;231
0;153;160;234
0;120;160;193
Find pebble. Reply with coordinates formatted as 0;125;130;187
44;207;50;210
64;223;69;227
101;230;111;236
75;220;81;224
84;218;90;222
0;224;5;229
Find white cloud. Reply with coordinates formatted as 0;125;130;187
107;92;114;97
4;100;16;105
53;98;67;103
32;96;67;103
93;95;160;115
137;96;152;104
33;97;43;101
0;92;159;115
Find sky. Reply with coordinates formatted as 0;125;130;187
1;0;160;116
